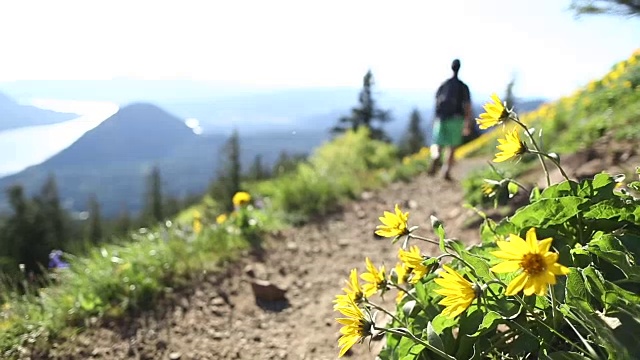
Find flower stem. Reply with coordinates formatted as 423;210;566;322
390;283;422;305
408;234;440;247
528;150;571;182
512;118;551;186
511;295;591;355
374;326;456;360
365;299;405;326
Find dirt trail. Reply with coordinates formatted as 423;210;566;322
47;162;488;360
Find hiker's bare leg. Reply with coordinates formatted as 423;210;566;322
428;144;442;175
441;146;457;180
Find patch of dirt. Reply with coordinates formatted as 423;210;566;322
38;164;481;360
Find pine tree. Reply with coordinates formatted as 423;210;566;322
4;185;49;275
570;0;640;16
332;70;392;141
115;203;132;235
399;109;426;157
143;166;164;224
86;195;103;245
504;77;517;112
34;174;67;249
210;130;242;211
248;154;269;180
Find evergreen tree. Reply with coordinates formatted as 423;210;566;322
272;151;306;176
143;166;164;224
570;0;640;16
4;185;49;275
164;196;181;218
398;109;426;157
34;174;67;249
248;154;269;180
504;77;517;112
86;195;103;245
210;130;242;211
115;204;132;235
332;70;392;141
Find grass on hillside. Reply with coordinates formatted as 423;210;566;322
458;48;640;207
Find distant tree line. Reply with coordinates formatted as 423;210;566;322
0;132;308;280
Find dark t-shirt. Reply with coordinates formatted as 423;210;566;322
435;77;471;119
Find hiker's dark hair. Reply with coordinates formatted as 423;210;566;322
451;59;461;76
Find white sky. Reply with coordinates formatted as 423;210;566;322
0;0;638;98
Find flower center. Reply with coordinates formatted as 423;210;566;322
520;253;546;275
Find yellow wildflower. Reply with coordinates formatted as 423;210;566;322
361;257;386;297
192;211;202;235
398;246;428;284
490;228;570;296
216;213;228;224
434;265;477;318
481;182;496;197
334;269;365;309
476;93;509;129
232;191;251;207
335;297;371;357
494;128;527;163
375;204;410;238
623;80;632;89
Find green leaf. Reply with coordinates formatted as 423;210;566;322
583;199;640;223
530;186;542;202
426;321;445;352
459;250;492;280
565;268;587;301
582;266;606;303
431;215;446;253
587;234;637;277
469;310;501;337
507;181;519;198
400;344;425;360
509;197;587;229
445;239;465;257
431;313;458;334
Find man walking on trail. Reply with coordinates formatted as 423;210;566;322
427;59;473;181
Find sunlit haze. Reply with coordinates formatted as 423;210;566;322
0;0;639;99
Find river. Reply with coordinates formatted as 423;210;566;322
0;99;119;178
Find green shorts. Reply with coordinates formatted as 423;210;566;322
432;116;464;147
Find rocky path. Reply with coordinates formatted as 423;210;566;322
48;164;487;360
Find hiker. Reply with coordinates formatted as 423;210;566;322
427;59;473;180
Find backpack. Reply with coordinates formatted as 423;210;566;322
435;78;465;119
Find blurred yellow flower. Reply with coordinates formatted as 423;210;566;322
434;265;476;318
481;183;496;197
361;257;386;297
334;269;365;309
587;81;598;92
394;262;409;285
216;213;228;224
232;191;251;207
192;211;202;235
335;297;371;357
398;246;428;284
623;80;632;89
375;204;409;238
402;156;411;165
494;129;527;163
476;93;509;129
490;228;570;296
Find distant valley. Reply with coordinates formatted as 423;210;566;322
0;81;545;217
0;92;77;131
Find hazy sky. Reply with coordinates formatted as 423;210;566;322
0;0;638;98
